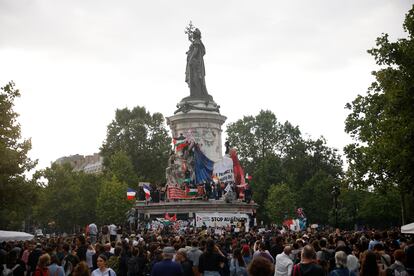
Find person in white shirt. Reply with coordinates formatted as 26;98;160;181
89;223;98;244
86;243;96;271
109;224;117;242
91;254;116;276
275;246;293;276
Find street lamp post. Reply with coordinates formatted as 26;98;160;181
331;185;340;228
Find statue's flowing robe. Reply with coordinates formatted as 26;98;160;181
185;39;209;98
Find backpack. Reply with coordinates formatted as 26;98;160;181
386;266;408;276
2;264;19;276
292;264;301;276
127;257;137;275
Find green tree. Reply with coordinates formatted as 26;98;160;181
34;164;103;232
344;5;414;224
226;110;303;173
75;172;103;226
251;154;283;213
0;81;37;229
35;164;82;232
226;110;304;221
265;183;296;224
227;110;343;224
105;151;139;186
282;137;342;192
357;189;401;228
100;106;171;184
333;187;363;228
96;176;133;225
299;171;336;224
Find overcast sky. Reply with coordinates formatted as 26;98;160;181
0;0;412;172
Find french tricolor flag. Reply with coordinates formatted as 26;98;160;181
127;188;137;200
143;184;151;200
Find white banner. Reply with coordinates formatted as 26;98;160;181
213;156;234;183
195;212;249;232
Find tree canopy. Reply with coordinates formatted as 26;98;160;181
0;81;37;229
34;164;103;232
344;5;414;223
226;110;343;224
96;176;134;225
100;106;171;185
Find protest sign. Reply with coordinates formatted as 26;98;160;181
195;212;249;232
213;156;234;184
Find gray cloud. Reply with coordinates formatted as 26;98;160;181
0;0;412;169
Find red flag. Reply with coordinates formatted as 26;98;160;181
171;214;177;222
283;219;294;228
165;213;171;220
176;142;189;152
230;149;246;186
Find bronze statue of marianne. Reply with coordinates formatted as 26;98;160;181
185;24;211;99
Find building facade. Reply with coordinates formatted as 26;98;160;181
54;153;103;174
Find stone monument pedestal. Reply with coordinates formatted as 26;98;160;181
167;98;226;162
135;199;258;218
133;26;258;230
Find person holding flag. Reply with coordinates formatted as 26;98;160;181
143;184;151;204
296;208;307;231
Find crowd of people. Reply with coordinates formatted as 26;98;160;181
137;181;253;204
1;225;413;276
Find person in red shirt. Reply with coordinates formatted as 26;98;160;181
34;254;50;276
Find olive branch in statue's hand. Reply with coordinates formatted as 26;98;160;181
185;21;196;42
